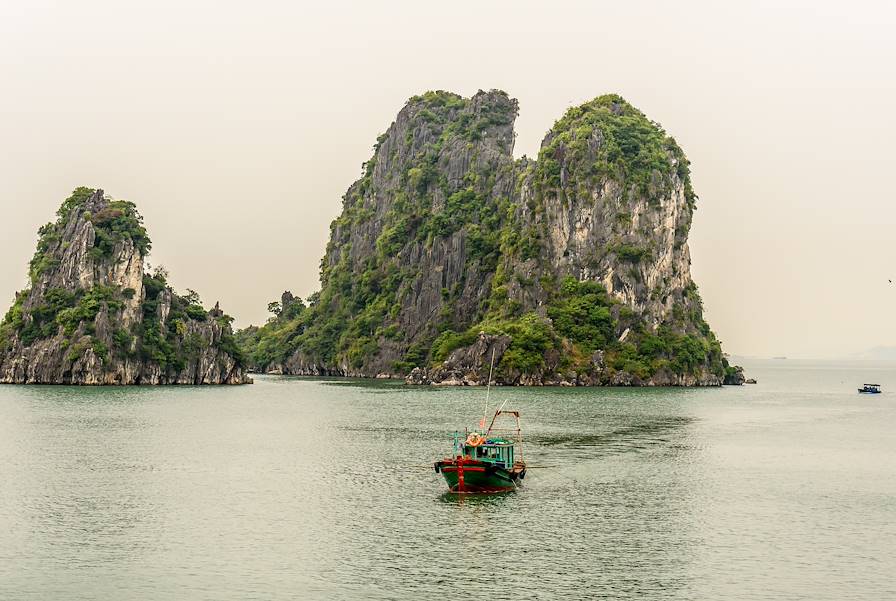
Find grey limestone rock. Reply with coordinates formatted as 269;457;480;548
0;188;251;385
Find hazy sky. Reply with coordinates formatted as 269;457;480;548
1;0;894;358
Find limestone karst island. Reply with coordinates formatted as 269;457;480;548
237;91;744;387
0;91;744;387
0;188;249;384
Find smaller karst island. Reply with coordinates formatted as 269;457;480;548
0;188;250;384
1;91;744;387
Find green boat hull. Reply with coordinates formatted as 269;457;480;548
436;460;522;493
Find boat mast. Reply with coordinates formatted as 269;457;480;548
481;347;496;430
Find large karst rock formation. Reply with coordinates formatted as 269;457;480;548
0;188;250;384
239;90;739;386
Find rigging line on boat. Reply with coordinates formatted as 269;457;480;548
486;398;510;436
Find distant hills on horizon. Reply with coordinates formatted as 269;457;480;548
728;348;896;362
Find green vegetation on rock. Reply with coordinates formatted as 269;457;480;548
28;187;151;284
89;199;151;258
533;94;696;207
0;187;248;384
238;90;730;385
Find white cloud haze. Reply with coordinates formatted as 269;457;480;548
1;0;894;358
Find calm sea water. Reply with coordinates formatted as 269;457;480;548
1;359;894;600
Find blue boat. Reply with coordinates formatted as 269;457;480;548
858;384;881;394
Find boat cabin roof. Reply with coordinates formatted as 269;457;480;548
463;443;514;451
476;438;514;446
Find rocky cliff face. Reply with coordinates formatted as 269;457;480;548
0;188;250;384
241;90;738;386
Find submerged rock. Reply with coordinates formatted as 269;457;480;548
0;188;251;385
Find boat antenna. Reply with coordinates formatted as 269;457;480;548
481;347;496;430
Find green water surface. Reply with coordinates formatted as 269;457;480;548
1;359;894;599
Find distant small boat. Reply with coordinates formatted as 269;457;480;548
858;383;882;394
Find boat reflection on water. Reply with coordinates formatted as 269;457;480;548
438;489;515;506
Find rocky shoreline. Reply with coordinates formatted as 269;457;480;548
403;333;726;387
255;332;745;387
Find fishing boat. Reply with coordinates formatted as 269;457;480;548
434;409;527;493
434;350;527;493
858;383;882;394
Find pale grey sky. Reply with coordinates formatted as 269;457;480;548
1;0;894;358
